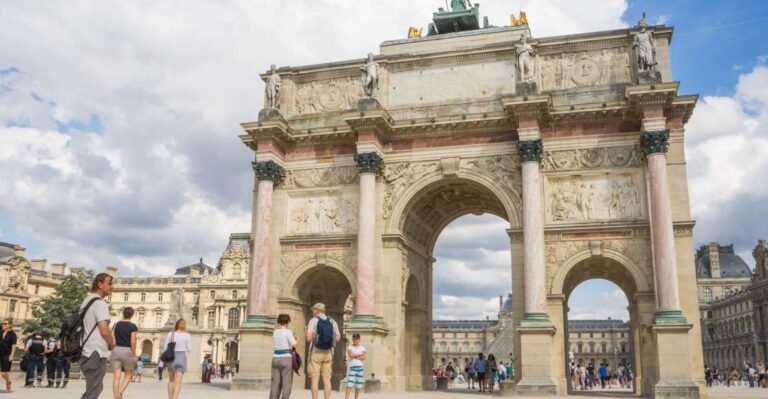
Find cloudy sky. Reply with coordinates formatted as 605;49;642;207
1;1;767;320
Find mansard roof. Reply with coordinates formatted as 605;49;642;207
695;243;752;279
174;258;213;276
0;241;17;262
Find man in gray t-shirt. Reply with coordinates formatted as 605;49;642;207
305;303;340;399
79;273;115;399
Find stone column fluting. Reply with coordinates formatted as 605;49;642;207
516;139;549;323
245;160;283;324
352;152;383;318
640;129;686;324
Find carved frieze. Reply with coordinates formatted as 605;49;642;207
382;161;441;220
284;166;358;189
461;155;523;209
542;146;642;172
294;77;364;115
539;48;631;91
546;174;645;223
288;194;358;235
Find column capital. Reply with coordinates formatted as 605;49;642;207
640;129;670;155
251;160;284;183
516;139;543;163
353;152;383;175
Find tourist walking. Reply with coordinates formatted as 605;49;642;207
157;358;164;381
0;319;17;392
757;361;766;388
578;363;586;390
270;313;297;399
705;365;713;387
80;273;116;399
498;360;507;383
474;353;487;393
466;358;477;390
598;363;608;388
344;333;366;399
586;362;595;389
164;319;191;399
487;354;497;392
24;329;46;387
305;303;340;399
44;335;58;387
111;306;138;399
53;339;70;388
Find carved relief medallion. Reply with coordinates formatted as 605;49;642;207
546;174;645;223
294;78;364;115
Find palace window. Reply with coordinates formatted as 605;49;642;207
589;333;593;338
601;332;605;338
158;293;163;302
601;342;607;352
233;263;242;279
34;285;39;294
703;287;713;303
232;290;238;300
210;290;216;299
138;312;145;327
621;343;627;353
228;308;240;329
141;293;146;301
155;313;162;328
451;342;458;353
8;300;17;317
463;342;470;352
208;311;215;329
124;293;129;301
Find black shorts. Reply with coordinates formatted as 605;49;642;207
477;372;486;380
0;353;11;372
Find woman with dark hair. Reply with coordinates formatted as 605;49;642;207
486;354;497;393
111;307;138;399
270;313;297;399
0;319;17;392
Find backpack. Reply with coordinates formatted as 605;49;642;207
59;297;101;362
314;317;334;350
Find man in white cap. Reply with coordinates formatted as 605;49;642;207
306;303;340;399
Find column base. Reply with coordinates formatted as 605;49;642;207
229;316;275;391
652;382;700;399
654;309;687;325
650;323;701;399
347;314;389;333
498;380;518;396
516;323;558;396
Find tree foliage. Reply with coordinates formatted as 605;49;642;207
22;269;93;335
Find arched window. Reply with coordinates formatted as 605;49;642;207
463;342;470;352
450;342;458;353
600;342;607;353
589;342;595;353
227;308;240;329
577;343;583;353
703;287;713;303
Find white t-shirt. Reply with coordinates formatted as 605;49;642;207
164;331;191;353
80;293;110;358
272;328;296;358
347;344;366;368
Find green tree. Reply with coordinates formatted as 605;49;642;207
23;269;93;335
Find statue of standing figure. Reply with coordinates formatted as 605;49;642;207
265;64;281;109
166;287;185;327
632;13;657;73
359;53;379;98
516;36;535;83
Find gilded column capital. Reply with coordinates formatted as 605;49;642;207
516;139;543;163
251;160;284;183
640;129;670;155
353;152;383;175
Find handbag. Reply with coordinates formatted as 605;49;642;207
20;354;28;372
160;332;176;363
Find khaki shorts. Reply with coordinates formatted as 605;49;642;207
110;346;136;372
309;350;332;379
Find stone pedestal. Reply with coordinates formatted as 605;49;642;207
638;70;662;84
499;380;517;396
651;324;700;399
364;378;381;393
435;376;449;391
357;97;382;111
516;81;538;96
229;320;274;391
515;324;558;396
257;108;284;122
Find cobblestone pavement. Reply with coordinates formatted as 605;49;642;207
1;375;766;398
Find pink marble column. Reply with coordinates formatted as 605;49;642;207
641;130;684;322
517;139;549;322
353;152;383;317
246;160;283;318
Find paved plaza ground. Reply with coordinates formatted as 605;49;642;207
1;375;766;399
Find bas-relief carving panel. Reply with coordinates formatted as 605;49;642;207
388;60;516;106
545;173;645;223
538;48;631;92
294;77;364;115
542;146;642;172
284;166;358;189
287;192;358;235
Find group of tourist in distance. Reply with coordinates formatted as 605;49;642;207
705;362;768;388
435;354;510;392
568;360;633;390
270;302;366;399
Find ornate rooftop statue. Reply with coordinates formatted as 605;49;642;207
360;53;379;98
265;64;281;110
632;12;657;73
451;0;471;11
516;36;535;84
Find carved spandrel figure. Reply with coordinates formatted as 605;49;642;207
515;36;535;83
359;53;379;98
265;64;281;109
632;13;657;72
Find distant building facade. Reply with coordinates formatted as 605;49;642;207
698;240;768;368
567;319;632;367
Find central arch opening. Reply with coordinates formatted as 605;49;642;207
396;176;517;391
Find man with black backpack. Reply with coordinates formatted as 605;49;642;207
78;273;115;399
305;303;340;399
24;329;46;387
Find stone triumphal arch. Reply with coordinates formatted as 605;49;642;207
231;7;704;398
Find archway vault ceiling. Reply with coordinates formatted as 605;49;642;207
563;257;638;302
402;178;507;251
293;265;352;312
